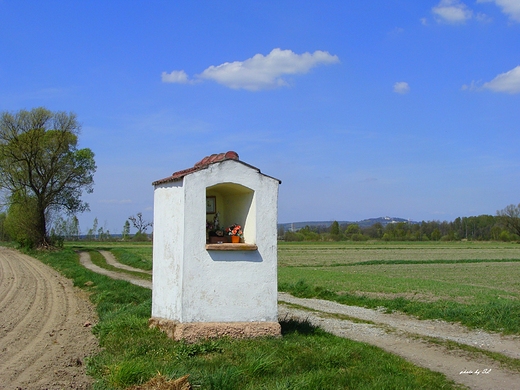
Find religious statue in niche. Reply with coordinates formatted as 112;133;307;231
207;212;225;242
213;212;222;235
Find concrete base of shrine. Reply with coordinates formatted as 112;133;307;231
149;318;281;343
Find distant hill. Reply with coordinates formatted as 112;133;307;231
355;217;417;228
278;217;417;231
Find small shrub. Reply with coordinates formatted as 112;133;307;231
351;233;369;241
132;232;150;242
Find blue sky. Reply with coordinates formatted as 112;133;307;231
1;1;519;233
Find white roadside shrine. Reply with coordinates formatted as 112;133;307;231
149;151;281;342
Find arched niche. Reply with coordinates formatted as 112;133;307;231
206;182;256;245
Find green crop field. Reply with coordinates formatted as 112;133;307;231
278;241;520;334
278;241;520;266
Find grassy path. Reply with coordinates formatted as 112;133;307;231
279;293;520;360
79;251;152;289
99;250;152;275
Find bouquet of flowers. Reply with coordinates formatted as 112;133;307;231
226;224;243;237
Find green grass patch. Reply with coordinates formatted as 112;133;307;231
326;258;520;267
279;262;520;303
27;246;462;389
110;247;152;271
279;279;520;334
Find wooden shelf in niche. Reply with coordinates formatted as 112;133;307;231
206;243;258;251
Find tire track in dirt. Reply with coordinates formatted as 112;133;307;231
279;293;520;360
0;257;19;308
279;296;520;390
1;259;55;379
81;251;520;390
0;256;47;335
0;247;99;390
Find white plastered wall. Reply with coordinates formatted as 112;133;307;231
152;159;279;324
151;180;184;321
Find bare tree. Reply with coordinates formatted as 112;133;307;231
497;204;520;236
128;212;152;234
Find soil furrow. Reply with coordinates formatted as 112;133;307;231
0;251;64;384
0;256;18;308
0;251;46;358
0;254;33;321
8;268;69;386
0;247;99;389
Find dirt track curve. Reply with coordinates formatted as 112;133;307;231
0;247;99;390
278;296;520;390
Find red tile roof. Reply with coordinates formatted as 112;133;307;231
153;151;281;186
194;151;239;168
152;151;242;185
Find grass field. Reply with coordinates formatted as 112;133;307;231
278;241;520;266
278;241;520;334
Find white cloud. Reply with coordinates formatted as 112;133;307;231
482;65;520;93
432;0;473;23
393;82;410;94
161;70;190;84
162;48;340;91
461;80;481;91
199;48;340;91
478;0;520;22
475;12;493;23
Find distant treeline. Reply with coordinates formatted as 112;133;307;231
279;215;519;242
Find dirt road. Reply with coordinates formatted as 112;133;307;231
278;295;520;390
0;247;99;390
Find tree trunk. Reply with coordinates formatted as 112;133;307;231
35;204;47;247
